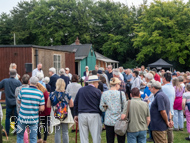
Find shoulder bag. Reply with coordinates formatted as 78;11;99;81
114;92;131;136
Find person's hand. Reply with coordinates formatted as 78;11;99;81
183;110;186;116
74;116;78;123
147;100;150;104
121;114;126;120
145;95;148;100
169;121;174;128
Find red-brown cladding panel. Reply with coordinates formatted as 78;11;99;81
0;47;32;81
65;52;75;75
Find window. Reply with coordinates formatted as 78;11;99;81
54;54;61;74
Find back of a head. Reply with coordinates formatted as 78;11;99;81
92;70;98;75
113;69;120;76
49;67;56;74
59;68;65;75
178;76;184;82
131;88;140;97
22;74;30;84
151;80;161;89
30;77;39;85
186;84;190;92
152;68;157;73
71;74;79;82
172;77;179;87
99;75;106;84
164;72;172;82
145;73;153;80
36;72;44;81
56;78;65;92
9;69;17;77
9;63;17;70
43;77;50;84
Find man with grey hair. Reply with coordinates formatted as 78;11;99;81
43;77;51;92
32;63;43;77
150;80;173;143
49;67;59;92
141;73;154;99
113;69;126;92
106;65;113;83
0;69;22;136
59;68;70;89
17;77;45;143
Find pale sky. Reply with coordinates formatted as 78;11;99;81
0;0;189;14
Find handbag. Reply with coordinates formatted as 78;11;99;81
114;92;131;136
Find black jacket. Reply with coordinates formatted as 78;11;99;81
49;74;60;92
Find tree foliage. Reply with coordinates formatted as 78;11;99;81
133;0;190;69
1;0;190;70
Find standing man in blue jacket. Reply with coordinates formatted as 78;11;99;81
0;69;22;136
48;67;59;92
74;75;102;143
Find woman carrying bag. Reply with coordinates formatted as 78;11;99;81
48;78;74;143
100;77;127;143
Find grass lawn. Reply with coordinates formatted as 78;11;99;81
1;108;190;143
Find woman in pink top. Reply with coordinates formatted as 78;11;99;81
172;77;184;131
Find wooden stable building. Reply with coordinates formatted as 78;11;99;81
0;45;75;81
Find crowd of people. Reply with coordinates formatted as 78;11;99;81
0;63;190;143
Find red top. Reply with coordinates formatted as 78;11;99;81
39;91;51;116
154;73;161;82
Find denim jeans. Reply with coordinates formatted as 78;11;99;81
148;124;153;139
17;121;38;143
6;105;17;135
174;110;184;129
55;123;69;143
127;130;147;143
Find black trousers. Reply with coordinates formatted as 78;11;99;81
37;116;48;141
126;84;131;100
105;125;125;143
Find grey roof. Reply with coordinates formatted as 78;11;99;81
0;44;92;56
148;58;173;68
95;52;119;63
54;44;92;58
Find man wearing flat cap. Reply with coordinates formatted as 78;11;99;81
0;69;22;136
74;75;102;143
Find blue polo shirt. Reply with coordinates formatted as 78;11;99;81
150;90;170;131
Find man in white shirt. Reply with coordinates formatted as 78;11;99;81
32;63;43;77
65;67;72;80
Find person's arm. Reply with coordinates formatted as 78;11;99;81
0;80;4;89
160;110;169;127
147;117;150;126
39;105;45;111
121;101;128;119
99;93;106;112
39;93;45;111
182;98;186;110
17;99;21;105
74;90;80;123
32;69;36;77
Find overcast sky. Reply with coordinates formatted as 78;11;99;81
0;0;189;14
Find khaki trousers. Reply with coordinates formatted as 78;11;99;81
152;131;167;143
167;128;174;143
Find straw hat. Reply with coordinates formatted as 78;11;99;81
110;77;121;85
86;75;101;83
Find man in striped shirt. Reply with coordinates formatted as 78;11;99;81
17;77;45;143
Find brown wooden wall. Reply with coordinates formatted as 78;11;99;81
65;52;75;74
0;47;32;81
96;60;106;69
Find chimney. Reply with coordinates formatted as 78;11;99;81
75;37;80;45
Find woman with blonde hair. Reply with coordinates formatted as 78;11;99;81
49;78;74;143
172;77;184;131
100;77;127;143
9;63;20;80
36;83;51;143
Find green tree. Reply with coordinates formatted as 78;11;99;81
133;0;190;70
0;13;13;44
